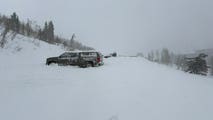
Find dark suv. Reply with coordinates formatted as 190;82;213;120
46;51;104;67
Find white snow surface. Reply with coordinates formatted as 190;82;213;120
0;32;213;120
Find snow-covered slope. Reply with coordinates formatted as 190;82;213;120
0;27;64;64
0;30;213;120
0;34;63;54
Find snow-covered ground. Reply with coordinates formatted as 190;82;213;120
0;32;213;120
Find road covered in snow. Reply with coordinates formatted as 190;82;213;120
0;36;213;120
0;55;213;120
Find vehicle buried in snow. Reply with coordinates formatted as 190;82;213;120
46;51;104;68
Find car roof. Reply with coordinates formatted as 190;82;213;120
63;50;100;53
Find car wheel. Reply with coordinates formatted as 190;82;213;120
78;62;87;68
87;62;94;67
79;62;91;68
79;64;87;68
91;62;95;67
47;62;55;65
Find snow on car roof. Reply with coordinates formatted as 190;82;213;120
64;50;100;53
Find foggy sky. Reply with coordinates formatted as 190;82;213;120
0;0;213;54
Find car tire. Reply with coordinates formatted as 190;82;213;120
79;62;92;68
87;62;93;67
47;61;55;65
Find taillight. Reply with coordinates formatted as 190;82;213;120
97;57;101;63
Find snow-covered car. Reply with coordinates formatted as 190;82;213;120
46;51;104;67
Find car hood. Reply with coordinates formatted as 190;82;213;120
46;57;58;61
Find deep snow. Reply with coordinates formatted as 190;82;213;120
0;31;213;120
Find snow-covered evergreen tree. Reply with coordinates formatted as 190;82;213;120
185;53;208;76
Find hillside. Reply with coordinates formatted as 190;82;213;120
0;12;94;51
0;30;213;120
0;26;65;58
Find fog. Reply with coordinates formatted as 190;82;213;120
0;0;213;54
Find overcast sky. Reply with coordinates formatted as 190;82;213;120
0;0;213;54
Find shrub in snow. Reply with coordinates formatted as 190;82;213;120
184;53;208;76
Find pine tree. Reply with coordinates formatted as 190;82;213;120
9;12;20;33
175;55;189;71
26;20;32;36
0;20;10;48
210;56;213;76
15;16;20;33
38;28;43;40
0;14;2;24
10;12;16;31
147;51;154;61
43;21;48;41
48;21;54;42
147;53;151;61
161;48;171;65
185;53;208;76
155;50;160;63
70;33;75;48
20;23;25;35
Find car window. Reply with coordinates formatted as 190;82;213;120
60;52;78;58
60;53;71;58
59;53;69;58
69;53;78;57
80;52;97;57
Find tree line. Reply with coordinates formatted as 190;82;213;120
143;48;212;76
146;48;172;65
0;12;94;50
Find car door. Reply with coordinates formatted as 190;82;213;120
69;53;79;65
58;52;71;65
